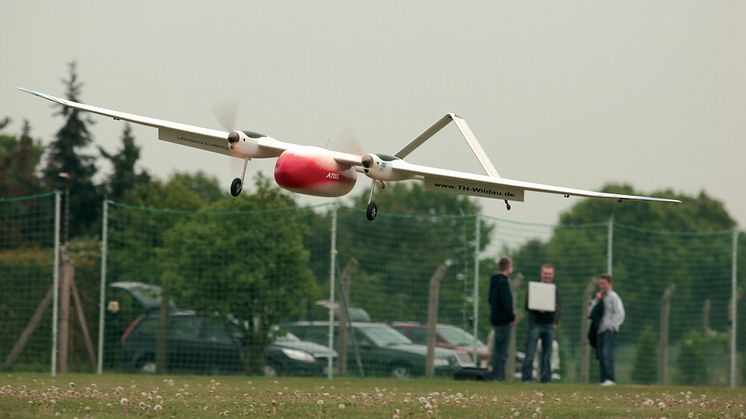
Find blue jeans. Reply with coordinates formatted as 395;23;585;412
521;323;554;382
490;325;511;381
596;330;616;382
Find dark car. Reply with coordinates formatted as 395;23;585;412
121;312;336;376
280;321;457;378
390;322;489;367
108;281;176;314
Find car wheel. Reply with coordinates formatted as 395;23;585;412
390;363;412;379
138;357;157;373
262;364;279;377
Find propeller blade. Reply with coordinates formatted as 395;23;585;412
212;98;246;174
335;128;366;156
212;97;239;132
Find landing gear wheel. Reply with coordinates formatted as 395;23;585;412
366;202;378;221
230;178;243;197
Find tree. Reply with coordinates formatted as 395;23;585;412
99;123;150;201
0;118;44;196
42;61;100;238
160;175;317;373
676;330;708;384
107;172;224;285
631;324;658;384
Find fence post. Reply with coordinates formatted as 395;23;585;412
327;204;338;379
426;263;448;377
337;258;358;375
97;200;108;374
472;213;481;363
507;274;524;381
730;229;738;389
51;191;61;377
607;215;613;275
658;283;675;384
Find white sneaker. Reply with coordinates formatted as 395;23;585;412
599;380;616;386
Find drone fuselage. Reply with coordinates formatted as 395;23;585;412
274;146;357;197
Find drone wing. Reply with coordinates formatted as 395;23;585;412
389;160;681;204
18;87;236;156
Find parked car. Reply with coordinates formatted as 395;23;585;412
121;312;335;376
314;300;371;322
108;282;176;314
280;321;457;378
103;282;178;369
390;322;489;367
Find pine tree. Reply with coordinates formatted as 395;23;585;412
100;123;150;201
42;61;100;238
631;324;658;384
0;118;44;196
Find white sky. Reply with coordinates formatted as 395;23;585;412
2;1;744;227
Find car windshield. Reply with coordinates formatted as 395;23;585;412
437;325;485;347
359;325;412;346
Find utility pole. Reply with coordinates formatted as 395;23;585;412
327;205;338;379
472;214;481;364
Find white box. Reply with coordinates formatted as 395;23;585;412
528;282;556;312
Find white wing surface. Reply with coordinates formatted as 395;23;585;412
19;87;236;156
389;160;681;204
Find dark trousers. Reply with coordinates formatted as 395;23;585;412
490;324;511;381
596;330;616;382
521;323;554;382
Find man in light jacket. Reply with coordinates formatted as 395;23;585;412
588;273;625;386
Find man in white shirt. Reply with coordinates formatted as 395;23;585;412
588;273;625;386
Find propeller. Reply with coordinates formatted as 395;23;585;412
335;128;366;157
212;97;239;133
211;97;245;172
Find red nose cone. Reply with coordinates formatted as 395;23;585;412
274;147;356;197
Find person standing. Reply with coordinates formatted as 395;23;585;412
589;273;625;386
521;263;560;383
488;256;515;381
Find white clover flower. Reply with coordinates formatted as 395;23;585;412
120;398;128;405
154;404;163;411
317;399;324;406
338;403;345;409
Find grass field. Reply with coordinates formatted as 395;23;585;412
1;373;744;418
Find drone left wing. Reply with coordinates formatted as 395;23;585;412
18;87;235;156
389;160;681;204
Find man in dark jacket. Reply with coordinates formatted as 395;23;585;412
521;263;560;383
488;256;515;381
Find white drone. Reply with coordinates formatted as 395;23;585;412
19;88;680;220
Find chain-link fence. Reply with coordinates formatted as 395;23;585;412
0;192;60;373
1;193;744;386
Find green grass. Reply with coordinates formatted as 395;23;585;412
0;373;743;418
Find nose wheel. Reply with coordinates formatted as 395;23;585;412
365;179;381;221
230;158;250;197
230;178;243;196
366;202;378;221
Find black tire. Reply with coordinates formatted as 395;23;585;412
366;202;377;221
389;362;412;379
230;178;242;197
136;355;157;374
262;363;280;377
